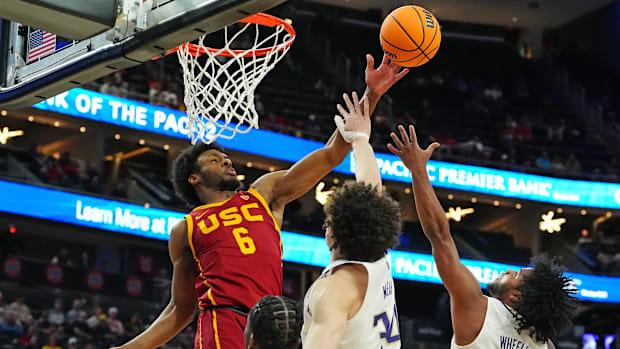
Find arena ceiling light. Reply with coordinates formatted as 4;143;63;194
0;127;24;144
539;210;566;234
315;182;333;206
445;207;474;222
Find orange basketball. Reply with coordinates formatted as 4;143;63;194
380;5;441;67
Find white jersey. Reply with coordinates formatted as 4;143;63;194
450;296;548;349
302;256;401;349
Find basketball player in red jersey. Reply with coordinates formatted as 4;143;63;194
111;54;408;349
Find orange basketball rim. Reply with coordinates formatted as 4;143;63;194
161;13;296;58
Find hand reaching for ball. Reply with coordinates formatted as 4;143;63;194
365;54;409;96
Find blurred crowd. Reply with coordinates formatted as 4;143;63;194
578;217;620;274
0;292;192;349
30;148;109;195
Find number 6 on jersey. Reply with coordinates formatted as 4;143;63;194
232;227;256;255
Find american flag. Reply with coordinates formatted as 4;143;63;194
27;29;56;63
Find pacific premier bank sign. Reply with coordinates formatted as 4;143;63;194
33;88;620;210
0;179;618;303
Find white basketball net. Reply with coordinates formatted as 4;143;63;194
176;16;294;144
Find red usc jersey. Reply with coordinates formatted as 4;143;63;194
185;188;282;311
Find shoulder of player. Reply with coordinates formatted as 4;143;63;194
171;218;188;235
169;218;190;250
331;263;368;282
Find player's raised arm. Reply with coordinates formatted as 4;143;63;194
363;53;409;113
388;125;487;345
111;221;197;349
252;54;407;212
335;92;382;190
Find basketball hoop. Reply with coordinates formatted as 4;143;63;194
163;13;295;144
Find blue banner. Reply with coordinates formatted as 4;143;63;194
0;179;618;303
32;88;620;209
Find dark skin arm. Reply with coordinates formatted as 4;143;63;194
388;125;487;346
111;220;197;349
252;117;351;226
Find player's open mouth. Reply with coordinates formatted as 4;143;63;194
227;168;237;176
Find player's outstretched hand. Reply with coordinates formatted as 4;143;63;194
365;53;409;96
334;91;371;143
388;124;439;176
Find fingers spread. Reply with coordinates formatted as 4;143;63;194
336;104;348;119
352;91;360;113
343;93;356;114
390;132;405;150
395;68;409;81
387;143;400;155
366;54;374;70
426;142;440;155
408;125;418;145
398;125;410;144
381;53;389;67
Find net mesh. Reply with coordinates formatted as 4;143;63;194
176;14;294;144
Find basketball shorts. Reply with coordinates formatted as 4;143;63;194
195;308;247;349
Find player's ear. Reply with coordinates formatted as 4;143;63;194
188;173;200;185
508;290;522;304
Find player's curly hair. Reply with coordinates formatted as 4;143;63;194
171;142;226;208
248;295;302;349
324;181;401;262
513;254;578;343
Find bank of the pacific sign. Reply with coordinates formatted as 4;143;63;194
33;88;620;209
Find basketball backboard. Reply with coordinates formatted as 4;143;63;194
0;0;286;109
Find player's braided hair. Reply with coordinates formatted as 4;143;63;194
512;254;578;343
171;142;226;208
248;295;302;349
325;181;401;262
